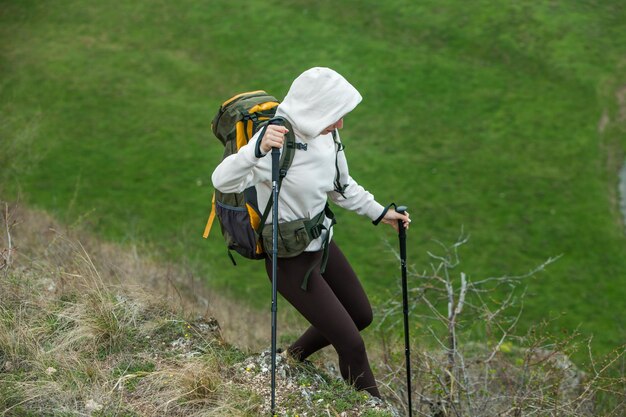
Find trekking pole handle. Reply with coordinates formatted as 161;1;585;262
271;147;280;182
268;117;285;182
396;205;408;234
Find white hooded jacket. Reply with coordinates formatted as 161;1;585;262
211;67;385;252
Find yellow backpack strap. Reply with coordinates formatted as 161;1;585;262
235;121;247;150
203;193;216;238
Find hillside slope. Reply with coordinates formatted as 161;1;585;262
1;0;625;354
0;204;398;416
2;204;625;415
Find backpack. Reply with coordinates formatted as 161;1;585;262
203;90;296;261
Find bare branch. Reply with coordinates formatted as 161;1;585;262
454;272;468;316
2;202;14;273
469;255;561;287
484;302;524;363
378;232;626;416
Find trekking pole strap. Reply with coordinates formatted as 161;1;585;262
254;117;294;160
372;202;397;226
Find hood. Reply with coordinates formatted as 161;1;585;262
275;67;362;140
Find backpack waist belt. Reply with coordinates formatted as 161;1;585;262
261;204;336;291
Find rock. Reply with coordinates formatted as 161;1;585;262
85;399;102;412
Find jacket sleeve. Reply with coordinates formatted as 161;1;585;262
211;133;271;193
327;138;385;221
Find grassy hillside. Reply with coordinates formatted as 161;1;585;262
2;205;624;416
1;0;625;355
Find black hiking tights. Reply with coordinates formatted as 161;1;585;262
264;241;381;398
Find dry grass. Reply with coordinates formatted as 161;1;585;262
1;202;301;351
0;202;395;416
0;203;269;416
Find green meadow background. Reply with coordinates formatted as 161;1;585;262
2;0;625;356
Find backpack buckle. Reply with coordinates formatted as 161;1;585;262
309;224;324;239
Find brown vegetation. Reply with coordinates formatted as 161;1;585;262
1;202;624;416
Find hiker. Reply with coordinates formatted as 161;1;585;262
211;67;410;398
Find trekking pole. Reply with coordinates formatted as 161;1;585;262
396;205;413;417
270;143;280;416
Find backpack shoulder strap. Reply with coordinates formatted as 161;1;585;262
279;119;295;178
332;129;348;198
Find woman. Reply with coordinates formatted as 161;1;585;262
212;67;410;397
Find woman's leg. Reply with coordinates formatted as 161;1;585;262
264;244;380;397
288;241;373;360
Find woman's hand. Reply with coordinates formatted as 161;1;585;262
380;208;411;232
260;125;290;154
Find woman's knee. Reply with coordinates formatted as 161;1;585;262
353;306;373;331
336;332;367;358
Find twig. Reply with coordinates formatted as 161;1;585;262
573;344;626;413
484;302;524;363
2;202;13;272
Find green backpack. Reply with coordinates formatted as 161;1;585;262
203;90;296;261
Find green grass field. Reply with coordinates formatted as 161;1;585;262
2;0;625;356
